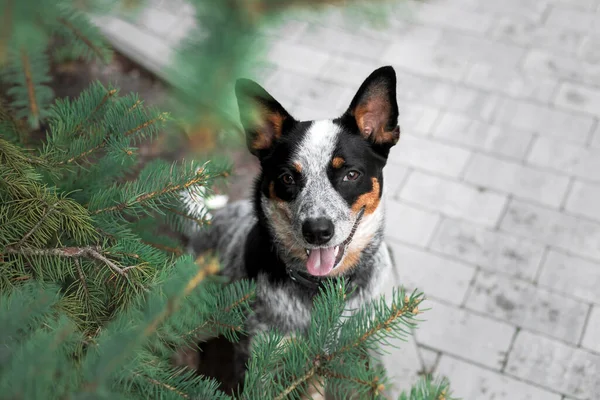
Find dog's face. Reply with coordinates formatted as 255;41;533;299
236;66;400;277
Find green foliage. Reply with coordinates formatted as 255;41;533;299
0;0;455;399
0;0;115;129
0;82;227;333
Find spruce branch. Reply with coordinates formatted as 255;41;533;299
56;111;168;166
58;17;108;62
3;245;129;277
19;49;39;127
0;0;13;63
14;202;59;247
273;362;320;400
142;256;220;337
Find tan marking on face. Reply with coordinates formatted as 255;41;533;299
293;162;303;173
268;181;283;202
332;156;345;169
351;177;381;215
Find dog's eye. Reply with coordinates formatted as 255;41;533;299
281;173;295;185
344;170;361;182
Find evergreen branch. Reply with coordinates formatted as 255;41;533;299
58;17;107;61
142;256;220;337
134;372;189;399
0;0;13;63
15;202;59;247
320;368;383;395
273;361;319;400
123;114;168;137
90;170;220;216
3;246;128;277
141;240;184;257
20;50;39;125
74;258;89;299
329;296;421;360
57;112;167;165
72;87;118;137
165;207;210;229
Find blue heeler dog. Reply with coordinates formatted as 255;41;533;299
187;65;401;386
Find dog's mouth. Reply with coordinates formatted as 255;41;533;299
304;208;365;277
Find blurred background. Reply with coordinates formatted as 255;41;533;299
98;0;599;398
4;0;600;398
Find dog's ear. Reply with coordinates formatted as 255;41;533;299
344;66;400;149
235;79;294;157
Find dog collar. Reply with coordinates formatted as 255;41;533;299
286;267;351;291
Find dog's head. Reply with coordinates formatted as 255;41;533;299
236;66;399;277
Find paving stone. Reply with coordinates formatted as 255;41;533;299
418;347;440;373
466;271;589;343
384;199;441;247
579;35;600;64
523;49;600;86
388;134;472;178
395;71;455;108
465;63;559;103
527;137;600;183
463;0;549;18
463;153;571;208
297;25;389;59
432;112;534;161
545;6;600;33
317;56;381;86
565;180;600;222
538;249;600;304
136;6;181;38
259;18;309;42
94;16;174;78
444;86;500;121
262;69;323;110
554;0;599;10
383;163;409;199
399;171;508;227
592;123;600;148
265;40;330;76
555;82;600;115
490;98;594;144
374;261;423;399
398;1;493;33
581;306;600;353
430;218;545;281
381;41;470;82
436;31;528;67
376;334;423;398
500;199;600;260
436;355;563;400
396;102;441;134
491;16;583;54
388;241;476;306
506;330;600;399
415;300;514;369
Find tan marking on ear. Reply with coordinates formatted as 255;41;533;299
332;156;345;169
351;177;381;215
250;109;287;152
293;162;303;173
354;98;400;146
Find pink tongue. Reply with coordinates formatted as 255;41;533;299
306;247;337;276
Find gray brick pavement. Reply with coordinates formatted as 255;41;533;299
100;0;600;397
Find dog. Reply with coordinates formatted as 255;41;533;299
187;65;401;391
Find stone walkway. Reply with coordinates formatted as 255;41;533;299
99;0;600;398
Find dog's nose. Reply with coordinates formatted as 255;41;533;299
302;218;335;245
